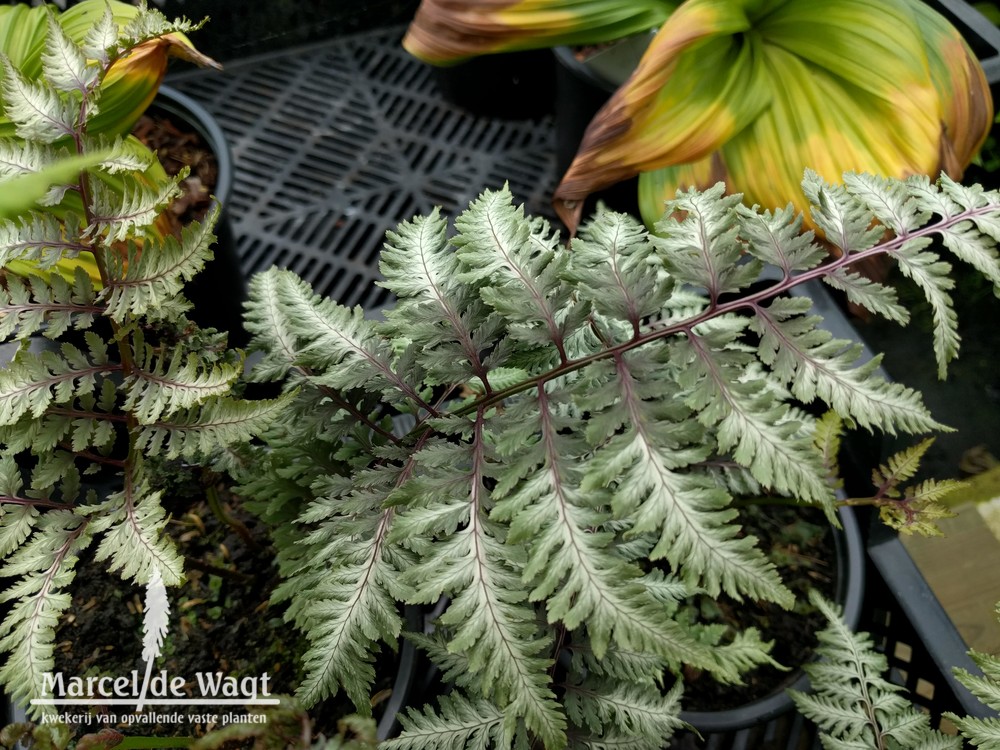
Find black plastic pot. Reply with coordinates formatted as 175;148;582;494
678;505;865;737
376;605;422;740
432;49;556;120
150;86;247;348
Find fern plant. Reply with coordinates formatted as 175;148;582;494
789;590;961;750
945;604;1000;748
0;3;287;712
238;171;1000;748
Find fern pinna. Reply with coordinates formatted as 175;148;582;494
0;5;288;711
238;172;1000;748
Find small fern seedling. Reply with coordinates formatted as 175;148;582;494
238;170;1000;749
0;4;289;712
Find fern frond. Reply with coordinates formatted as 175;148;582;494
453;185;579;359
100;205;218;321
244;267;306;383
80;4;117;65
891;239;959;379
382;693;511;750
123;333;241;424
0;509;90;711
0;55;76;143
871;438;935;495
821;267;909;324
678;328;832;506
264;268;430;412
380;208;501;389
115;8;206;54
0;211;87;269
83;465;183;586
652;184;762;302
568;210;669;339
42;12;100;96
0;268;99;341
736;202;826;275
277;463;411;710
394;416;566;747
135;393;296;460
789;591;960;749
564;680;684;742
579;349;792;606
90;135;156;176
841;172;930;235
86;171;183;243
801;170;885;254
0;342;114;425
492;388;720;676
751;296;942;435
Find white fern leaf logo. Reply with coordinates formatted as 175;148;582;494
137;568;170;711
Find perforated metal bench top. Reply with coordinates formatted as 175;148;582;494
167;25;558;312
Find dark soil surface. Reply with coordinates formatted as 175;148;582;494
679;503;838;711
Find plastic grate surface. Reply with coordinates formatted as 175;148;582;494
167;26;559;311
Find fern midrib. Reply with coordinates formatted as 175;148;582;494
605;222;642;336
1;363;120;401
613;352;767;585
465;410;554;716
486;210;568;364
438;203;992;429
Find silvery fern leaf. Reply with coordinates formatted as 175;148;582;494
944;605;1000;748
453;186;582;360
0;509;90;713
0;268;98;341
86;171;183;243
81;3;117;65
676;328;832;506
266;268;431;412
392;418;566;748
789;591;960;750
276;463;411;710
42;12;100;95
116;8;204;52
893;240;959;379
801;170;885;254
0;56;76;143
0;211;87;269
123;333;241;424
83;467;183;586
652;184;763;302
243;268;303;383
821;267;909;324
380;208;500;389
135;393;296;460
567;211;669;340
0;140;60;181
0;343;114;425
100;204;218;322
842;172;930;235
383;693;512;750
91;135;157;175
564;680;684;743
491;391;721;676
0;458;38;559
577;349;792;607
736;203;827;274
750;296;943;435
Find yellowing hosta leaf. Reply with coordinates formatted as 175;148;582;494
555;0;993;235
404;0;677;65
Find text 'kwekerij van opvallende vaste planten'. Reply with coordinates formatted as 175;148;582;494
4;1;1000;749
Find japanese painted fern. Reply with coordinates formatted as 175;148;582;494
0;4;285;711
239;173;1000;749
